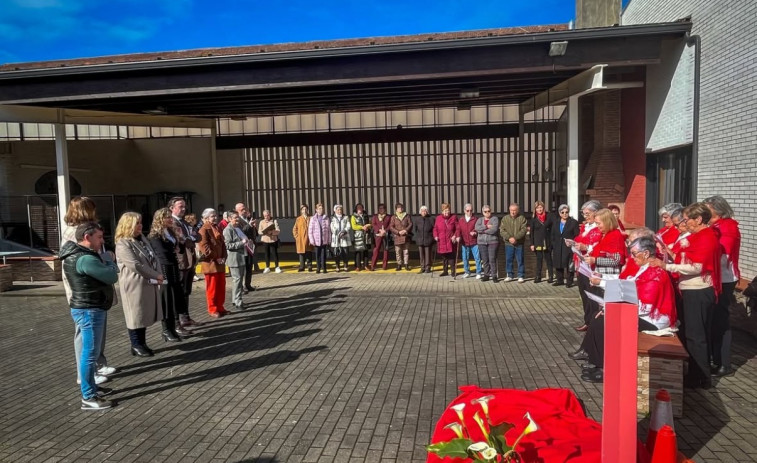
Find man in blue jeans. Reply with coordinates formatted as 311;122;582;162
60;222;119;410
499;203;528;282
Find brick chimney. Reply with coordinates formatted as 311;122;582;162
575;0;621;28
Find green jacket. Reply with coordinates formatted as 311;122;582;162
499;214;528;245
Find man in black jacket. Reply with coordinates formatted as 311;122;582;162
60;222;119;410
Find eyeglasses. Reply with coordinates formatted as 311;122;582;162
483;210;491;213
465;209;472;212
560;210;569;214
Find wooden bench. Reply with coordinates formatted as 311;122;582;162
637;332;688;418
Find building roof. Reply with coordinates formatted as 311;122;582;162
0;25;567;72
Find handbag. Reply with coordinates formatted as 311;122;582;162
743;275;757;299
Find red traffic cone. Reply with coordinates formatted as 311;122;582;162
647;389;675;454
651;425;677;463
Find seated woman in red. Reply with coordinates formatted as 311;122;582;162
573;237;676;383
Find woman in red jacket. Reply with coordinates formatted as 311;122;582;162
433;203;460;277
370;203;392;271
704;195;741;378
650;202;721;389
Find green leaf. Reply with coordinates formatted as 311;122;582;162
427;438;475;459
488;422;515;454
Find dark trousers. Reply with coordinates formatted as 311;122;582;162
315;245;329;271
354;250;367;269
371;236;390;269
244;254;254;287
679;287;716;381
298;252;313;271
418;245;432;271
578;273;602;325
534;249;553;280
264;242;279;268
553;268;574;285
333;247;348;269
162;281;187;324
441;252;456;275
581;316;658;367
478;243;499;278
711;281;735;369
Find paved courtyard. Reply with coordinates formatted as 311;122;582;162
1;271;756;462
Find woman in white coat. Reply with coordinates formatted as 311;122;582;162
114;212;164;357
330;204;352;272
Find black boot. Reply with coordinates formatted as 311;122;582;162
161;320;181;342
137;328;154;355
129;328;153;357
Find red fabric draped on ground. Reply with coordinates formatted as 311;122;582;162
427;385;601;463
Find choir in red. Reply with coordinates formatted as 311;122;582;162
568;197;741;388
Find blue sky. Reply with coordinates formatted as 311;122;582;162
0;0;578;64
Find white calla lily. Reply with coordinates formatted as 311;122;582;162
451;403;466;422
467;442;491;452
472;412;489;441
443;422;464;439
481;447;498;460
523;412;540;435
471;395;495;420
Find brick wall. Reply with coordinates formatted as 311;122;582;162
623;0;757;280
581;91;626;208
621;87;647;227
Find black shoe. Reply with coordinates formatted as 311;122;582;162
315;269;321;274
131;345;153;357
425;269;432;274
298;268;304;272
480;275;490;282
534;278;542;283
396;265;402;271
418;268;425;274
710;366;734;378
161;330;181;343
568;349;589;361
552;281;564;286
491;277;498;283
566;281;574;288
580;368;603;383
96;386;114;397
405;264;411;271
547;278;554;283
81;396;113;410
439;271;449;277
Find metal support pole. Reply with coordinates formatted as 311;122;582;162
567;95;580;219
518;111;525;207
54;110;71;242
210;123;219;208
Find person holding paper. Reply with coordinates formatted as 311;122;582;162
657;202;683;247
198;208;229;318
258;210;282;273
704;195;740;378
649;202;721;389
115;212;163;358
223;212;249;308
572;200;603;331
573;237;675;383
549;204;579;287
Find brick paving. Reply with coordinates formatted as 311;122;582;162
1;269;756;462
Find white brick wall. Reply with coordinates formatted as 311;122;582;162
623;0;757;280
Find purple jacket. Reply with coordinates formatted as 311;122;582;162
308;214;331;246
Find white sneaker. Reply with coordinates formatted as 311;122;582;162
81;396;113;411
275;266;282;273
263;268;271;274
77;374;109;385
475;274;482;280
97;366;118;376
518;277;525;283
463;272;471;278
504;277;513;282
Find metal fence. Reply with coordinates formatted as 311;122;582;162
244;127;559;217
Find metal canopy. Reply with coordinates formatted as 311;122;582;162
0;22;690;118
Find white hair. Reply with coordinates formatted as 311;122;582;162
333;204;343;213
419;205;429;213
201;208;216;219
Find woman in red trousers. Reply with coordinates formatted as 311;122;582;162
197;208;228;318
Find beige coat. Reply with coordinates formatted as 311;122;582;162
293;215;312;253
116;237;163;330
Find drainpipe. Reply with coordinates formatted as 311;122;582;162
687;33;701;199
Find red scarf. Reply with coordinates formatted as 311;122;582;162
711;218;741;280
590;228;627;266
574;223;603;267
633;266;677;326
657;225;680;247
680;227;722;294
536;211;547;223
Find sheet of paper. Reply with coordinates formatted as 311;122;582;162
585;290;605;307
604;279;638;304
578;262;593;277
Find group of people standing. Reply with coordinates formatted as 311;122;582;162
566;197;741;389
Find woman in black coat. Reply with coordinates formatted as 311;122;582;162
529;201;553;283
147;208;190;342
549;204;579;287
412;206;435;273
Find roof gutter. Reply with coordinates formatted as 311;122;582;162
0;22;692;80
